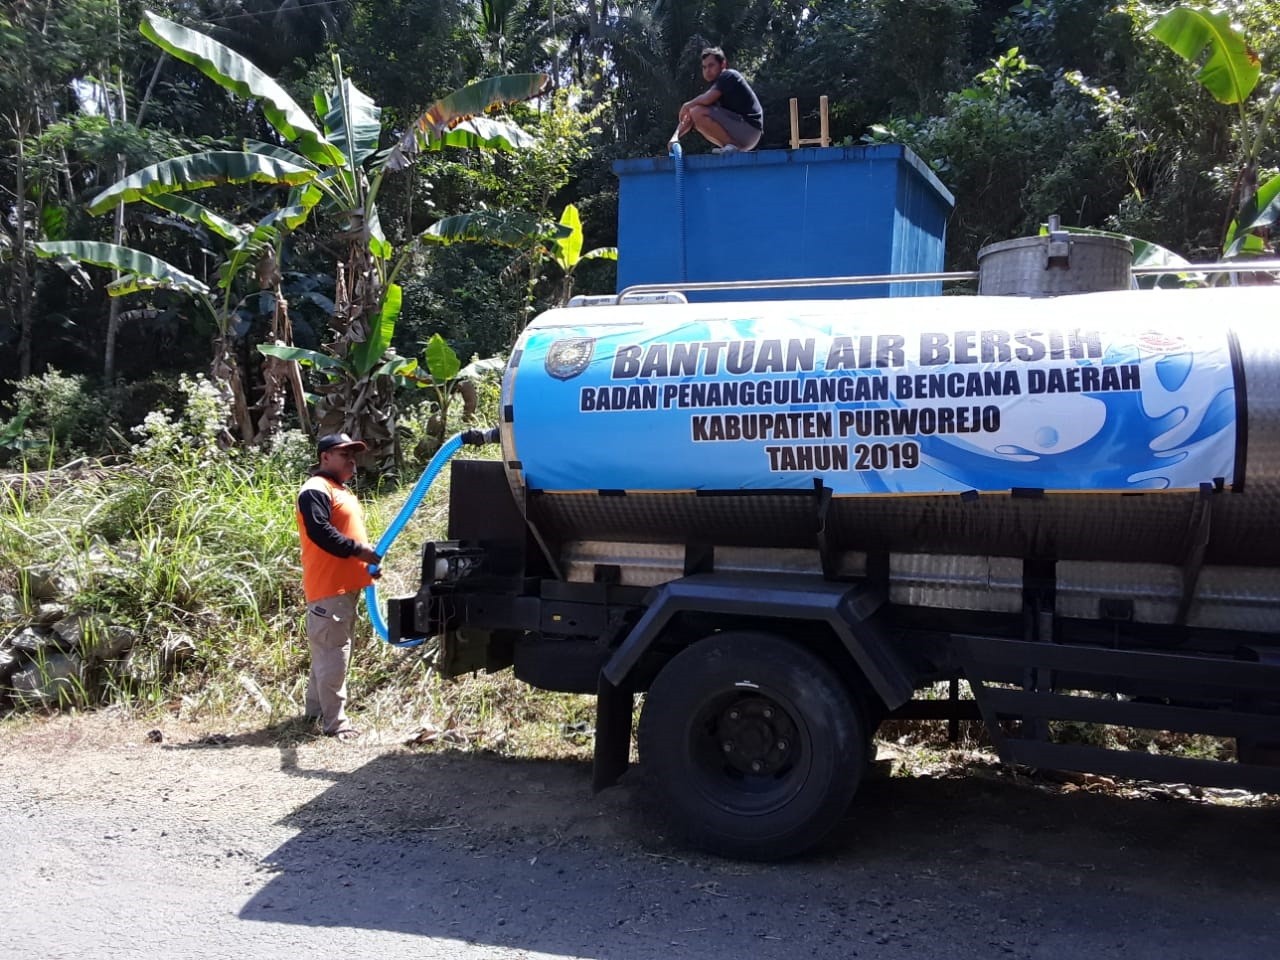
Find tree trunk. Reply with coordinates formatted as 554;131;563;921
320;247;399;474
103;154;126;383
103;55;164;383
557;272;575;307
13;246;33;380
11;113;35;379
211;336;254;445
253;260;311;443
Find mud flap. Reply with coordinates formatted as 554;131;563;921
593;675;633;791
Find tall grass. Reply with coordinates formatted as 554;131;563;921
0;376;594;757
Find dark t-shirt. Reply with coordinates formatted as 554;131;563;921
713;69;763;131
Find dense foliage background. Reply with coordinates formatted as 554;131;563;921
2;1;1277;734
2;0;1279;459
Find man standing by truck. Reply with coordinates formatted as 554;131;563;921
670;46;763;153
295;433;382;740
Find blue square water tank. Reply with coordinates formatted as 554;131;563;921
612;145;954;300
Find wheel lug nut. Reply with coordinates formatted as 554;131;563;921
777;739;789;751
722;741;734;753
750;760;762;772
762;708;773;719
728;709;740;720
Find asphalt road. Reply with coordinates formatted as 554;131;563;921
3;717;1278;960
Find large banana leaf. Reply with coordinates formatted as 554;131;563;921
89;152;317;215
436;116;539;151
242;139;317;169
424;332;461;382
548;203;620;271
257;182;324;233
361;204;392;261
143;194;246;243
350;284;402;377
35;241;209;295
1151;6;1260;104
257;343;346;372
140;12;344;168
217;214;290;291
552;203;584;271
420;209;570;248
383;73;548;171
1225;173;1280;256
315;77;382;167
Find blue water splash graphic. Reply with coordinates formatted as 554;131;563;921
1155;352;1194;392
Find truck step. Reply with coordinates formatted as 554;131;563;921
1001;740;1280;793
957;635;1280;792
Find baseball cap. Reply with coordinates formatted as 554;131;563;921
316;432;368;454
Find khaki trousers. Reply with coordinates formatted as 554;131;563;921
304;592;358;734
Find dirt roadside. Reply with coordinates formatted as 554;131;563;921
2;714;1278;960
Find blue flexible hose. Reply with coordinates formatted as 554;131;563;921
670;140;687;281
365;432;466;647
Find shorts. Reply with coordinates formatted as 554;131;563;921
707;105;762;151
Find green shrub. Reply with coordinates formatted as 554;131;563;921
397;368;502;467
0;370;193;469
1;369;109;465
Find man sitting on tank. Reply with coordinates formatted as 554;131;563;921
670;47;763;154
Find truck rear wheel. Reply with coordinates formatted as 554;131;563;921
637;630;866;860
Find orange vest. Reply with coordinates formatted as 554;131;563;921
296;474;373;602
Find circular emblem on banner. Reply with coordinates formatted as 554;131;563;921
1137;331;1187;354
545;338;595;380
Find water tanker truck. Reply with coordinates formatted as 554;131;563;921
388;276;1280;860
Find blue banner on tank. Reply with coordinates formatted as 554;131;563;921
509;301;1236;496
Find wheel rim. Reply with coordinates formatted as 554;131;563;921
687;687;810;817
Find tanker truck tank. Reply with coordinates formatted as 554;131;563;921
500;284;1280;630
390;280;1280;860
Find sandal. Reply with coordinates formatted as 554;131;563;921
326;727;361;741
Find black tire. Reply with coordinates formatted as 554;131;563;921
637;630;866;860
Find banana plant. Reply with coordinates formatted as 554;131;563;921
257;283;416;459
405;334;506;455
36;206;301;444
259;324;504;460
77;10;550;470
446;203;615;316
1152;6;1280;259
258;287;409;377
544;203;618;306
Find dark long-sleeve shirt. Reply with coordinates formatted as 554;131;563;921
297;474;361;558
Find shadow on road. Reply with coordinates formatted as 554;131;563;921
239;750;1280;960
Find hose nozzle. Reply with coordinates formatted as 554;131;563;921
461;426;500;447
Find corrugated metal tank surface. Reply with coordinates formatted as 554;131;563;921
612;145;955;301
